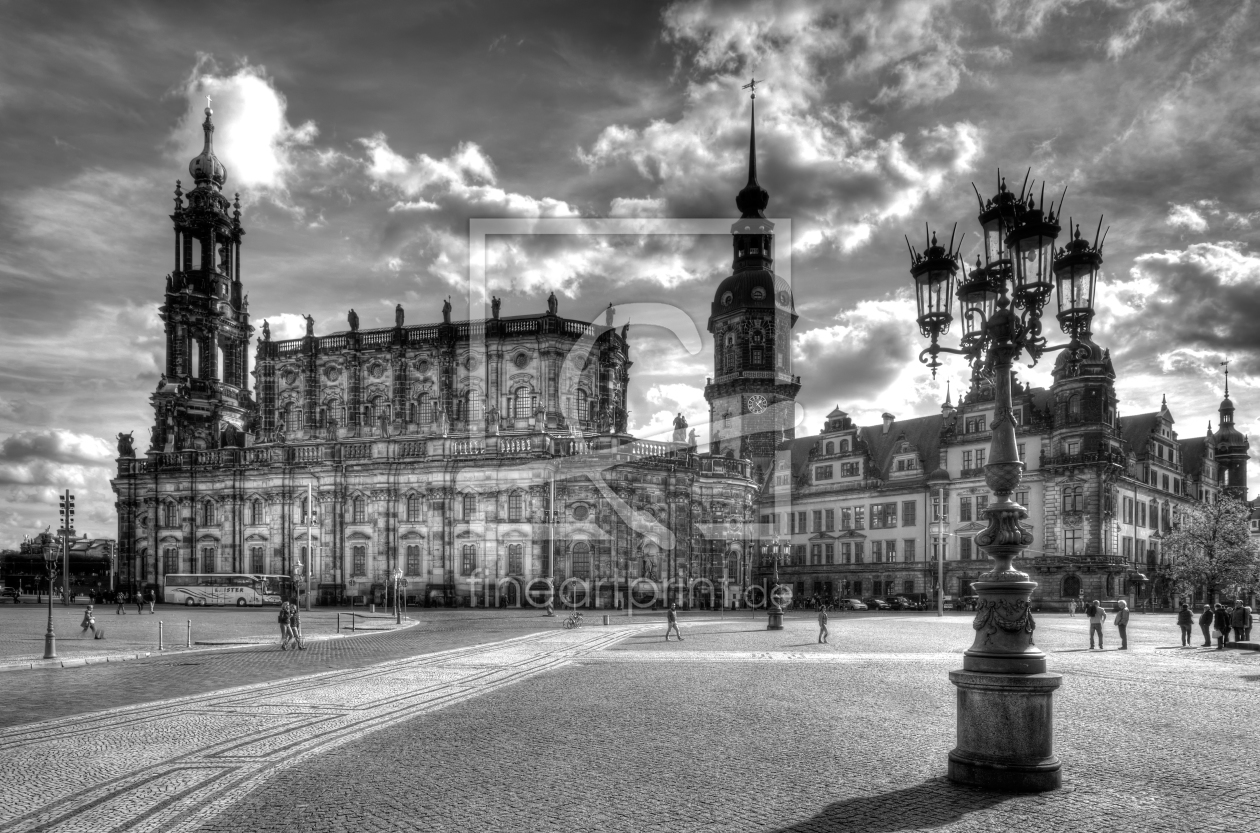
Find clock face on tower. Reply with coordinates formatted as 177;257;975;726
746;394;768;414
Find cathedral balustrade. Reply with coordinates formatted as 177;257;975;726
399;441;426;458
274;340;304;356
359;330;393;347
1028;553;1130;571
341;443;372;460
406;326;439;342
320;334;347;350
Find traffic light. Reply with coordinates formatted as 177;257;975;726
59;491;75;535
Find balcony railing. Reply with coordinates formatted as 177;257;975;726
1039;449;1127;469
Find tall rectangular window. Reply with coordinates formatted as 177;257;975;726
872;541;883;563
840;508;853;530
824;509;835;531
975;449;986;468
824;544;834;564
959;537;972;560
353;497;366;524
871;503;897;529
962;451;973;470
853;542;864;563
250;547;264;574
461;545;477;576
352;546;366;576
903;539;916;561
406;545;421;575
201;547;215;573
959;497;972;522
163;548;178;575
902;501;916;526
854;507;865;530
508;492;523;522
508;543;523;575
810;544;821;565
463;493;477;521
841;543;852;564
885;541;897;563
812;511;822;533
814;465;833;481
1064;529;1083;556
406;494;421;522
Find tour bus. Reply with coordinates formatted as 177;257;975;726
163;574;294;606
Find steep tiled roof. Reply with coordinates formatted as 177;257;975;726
858;414;945;476
1120;412;1161;452
1180;437;1209;477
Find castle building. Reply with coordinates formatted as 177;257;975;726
110;103;777;607
753;290;1249;610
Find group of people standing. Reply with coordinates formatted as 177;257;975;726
277;600;305;650
1181;600;1253;650
1084;599;1129;650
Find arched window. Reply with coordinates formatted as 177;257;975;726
1068;395;1081;421
1063;575;1081;598
249;546;264;573
406;494;421;523
200;500;216;526
825;441;835;455
461;544;477;576
351;546;366;576
508;543;523;575
840;439;850;452
362;402;374;425
463;493;477;521
200;546;215;573
352;496;366;524
571;541;591;580
725;334;738;373
465;390;482;422
576;389;588;422
1149;499;1160;531
513;388;535;418
1062;485;1083;513
508;491;523;522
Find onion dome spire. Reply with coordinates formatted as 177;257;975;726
189;97;227;190
735;82;769;219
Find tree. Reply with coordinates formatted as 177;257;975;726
1159;493;1259;601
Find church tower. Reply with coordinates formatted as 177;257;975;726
704;90;799;477
1213;369;1250;500
151;103;252;452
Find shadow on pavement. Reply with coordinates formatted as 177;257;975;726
767;778;1012;833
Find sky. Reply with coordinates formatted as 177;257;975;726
1;0;1258;543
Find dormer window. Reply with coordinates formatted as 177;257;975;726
825;441;835;455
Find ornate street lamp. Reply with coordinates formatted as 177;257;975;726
908;172;1105;793
42;539;58;659
763;537;788;630
392;567;404;624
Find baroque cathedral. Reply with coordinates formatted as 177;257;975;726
110;101;785;607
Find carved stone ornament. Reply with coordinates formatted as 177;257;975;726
972;596;1036;637
368;362;386;379
281;368;298;386
323;365;341;382
1062;510;1085;528
414;358;431;374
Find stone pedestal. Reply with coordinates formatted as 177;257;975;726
766;605;783;630
948;669;1062;792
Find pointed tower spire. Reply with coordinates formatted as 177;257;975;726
189;97;227;190
736;78;769;219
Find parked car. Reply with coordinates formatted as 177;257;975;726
887;596;920;610
837;598;867;610
955;595;979;611
1;587;20;603
862;597;891;610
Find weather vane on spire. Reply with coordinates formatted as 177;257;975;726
206;95;213;110
1221;358;1230;397
742;77;761;100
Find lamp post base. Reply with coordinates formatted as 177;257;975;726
43;633;57;660
766;605;783;630
947;669;1062;792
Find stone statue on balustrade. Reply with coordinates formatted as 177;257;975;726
348;308;359;332
304;314;314;338
261;320;270;342
491;296;501;320
441;297;452;324
687;428;697;450
116;432;135;458
486;403;500;435
672;412;688;443
396;303;405;328
436;402;450;437
547;291;558;315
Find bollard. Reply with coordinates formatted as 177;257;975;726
337;612;340;632
187;619;191;648
602;614;609;626
352;613;356;633
158;621;164;651
370;603;375;614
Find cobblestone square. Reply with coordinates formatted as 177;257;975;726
0;609;1254;832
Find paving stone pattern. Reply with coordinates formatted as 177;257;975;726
1;610;1256;833
0;626;643;833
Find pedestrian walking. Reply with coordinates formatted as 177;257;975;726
1087;599;1107;649
146;589;156;614
1231;600;1248;642
288;603;306;650
664;603;683;641
135;592;144;614
1199;603;1214;646
80;606;102;639
1114;599;1130;650
817;606;829;644
278;601;292;649
1067;599;1076;617
1245;605;1254;641
1176;603;1193;647
1212;603;1231;650
115;592;127;615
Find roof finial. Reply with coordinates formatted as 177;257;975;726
734;80;770;219
741;77;761;188
944;380;952;407
1221;359;1230;398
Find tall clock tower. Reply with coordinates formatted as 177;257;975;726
704;94;799;478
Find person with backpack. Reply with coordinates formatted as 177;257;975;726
278;601;292;649
1087;599;1107;650
1114;599;1130;650
1176;603;1193;647
1198;603;1215;647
